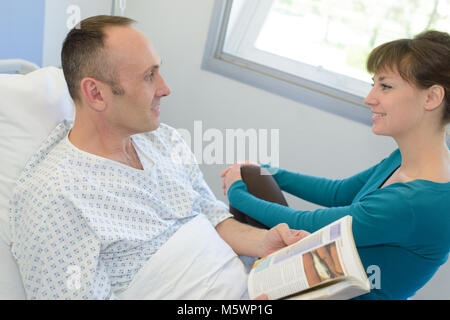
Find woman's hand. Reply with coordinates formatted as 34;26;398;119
221;161;259;195
221;163;243;196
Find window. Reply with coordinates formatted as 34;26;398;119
203;0;450;125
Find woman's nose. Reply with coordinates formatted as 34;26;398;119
364;87;377;106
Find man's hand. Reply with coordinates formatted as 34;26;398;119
253;224;310;300
216;218;309;258
261;223;310;257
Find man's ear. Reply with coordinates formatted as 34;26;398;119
424;84;445;112
80;77;107;112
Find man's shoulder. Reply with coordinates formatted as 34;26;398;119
25;120;72;166
13;121;74;194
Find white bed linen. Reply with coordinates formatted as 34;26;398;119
116;214;249;300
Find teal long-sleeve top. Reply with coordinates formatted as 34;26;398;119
227;149;450;300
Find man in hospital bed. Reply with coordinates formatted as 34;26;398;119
8;15;307;300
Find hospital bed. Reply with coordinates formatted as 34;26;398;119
0;59;40;75
0;60;75;299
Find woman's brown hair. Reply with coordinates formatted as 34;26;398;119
366;30;450;125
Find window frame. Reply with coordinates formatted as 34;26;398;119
202;0;374;126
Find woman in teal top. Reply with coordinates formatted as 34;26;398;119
222;30;450;300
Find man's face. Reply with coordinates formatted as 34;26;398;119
102;26;171;134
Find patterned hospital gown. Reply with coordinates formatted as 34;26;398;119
9;120;233;299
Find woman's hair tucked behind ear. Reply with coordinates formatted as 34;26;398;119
367;30;450;125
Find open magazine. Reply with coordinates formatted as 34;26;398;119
248;216;370;300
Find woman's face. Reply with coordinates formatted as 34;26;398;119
364;68;429;139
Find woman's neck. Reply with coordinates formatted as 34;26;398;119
394;128;450;182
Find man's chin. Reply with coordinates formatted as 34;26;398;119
131;119;160;135
147;118;161;132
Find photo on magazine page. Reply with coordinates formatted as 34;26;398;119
302;241;345;287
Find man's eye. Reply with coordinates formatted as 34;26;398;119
145;73;154;81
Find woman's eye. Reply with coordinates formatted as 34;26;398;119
381;84;392;90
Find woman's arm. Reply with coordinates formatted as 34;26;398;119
262;164;379;207
227;180;414;247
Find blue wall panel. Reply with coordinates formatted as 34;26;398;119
0;0;46;66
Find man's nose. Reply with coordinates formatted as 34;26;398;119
156;76;171;97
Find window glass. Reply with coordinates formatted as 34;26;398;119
224;0;450;90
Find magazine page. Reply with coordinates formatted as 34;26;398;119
248;216;361;300
286;278;368;300
288;217;370;300
338;217;370;285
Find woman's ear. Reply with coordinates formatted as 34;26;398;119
80;77;107;112
424;84;445;111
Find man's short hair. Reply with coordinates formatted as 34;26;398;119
61;15;136;102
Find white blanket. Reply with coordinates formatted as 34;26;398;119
116;214;249;300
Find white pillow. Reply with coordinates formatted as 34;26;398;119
0;239;26;299
0;67;75;299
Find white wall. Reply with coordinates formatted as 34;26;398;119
42;0;113;67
